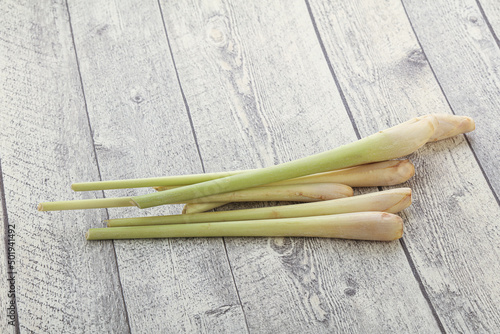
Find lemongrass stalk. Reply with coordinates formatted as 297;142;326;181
38;197;134;211
179;159;415;213
131;116;438;208
38;183;352;211
88;212;403;241
73;159;409;192
72;170;245;191
71;114;472;193
280;159;415;187
183;203;224;214
155;159;415;194
185;183;352;203
107;188;411;227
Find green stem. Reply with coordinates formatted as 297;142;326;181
72;171;245;191
72;159;410;192
155;159;415;192
87;212;403;241
37;183;352;211
107;188;411;227
179;160;414;213
132;116;437;208
38;197;134;211
70;114;473;193
186;183;352;203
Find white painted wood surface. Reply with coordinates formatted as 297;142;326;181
310;0;500;332
403;0;500;199
65;0;247;332
159;0;439;332
480;0;500;36
0;0;499;332
0;1;129;332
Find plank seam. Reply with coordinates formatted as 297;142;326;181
400;0;500;208
303;0;361;140
400;0;500;330
386;183;447;333
306;0;447;331
0;159;21;334
156;0;206;174
475;0;500;50
156;2;250;332
64;2;132;332
221;239;251;334
399;238;446;334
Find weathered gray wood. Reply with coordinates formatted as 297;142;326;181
0;169;17;333
160;0;439;332
2;0;499;332
65;0;248;332
478;0;500;37
403;0;500;199
0;0;129;332
309;0;500;332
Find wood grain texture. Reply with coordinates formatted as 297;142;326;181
65;0;248;332
160;0;439;332
403;0;500;199
2;0;499;332
0;0;129;332
309;0;500;331
478;0;500;38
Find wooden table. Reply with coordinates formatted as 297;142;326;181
1;0;499;333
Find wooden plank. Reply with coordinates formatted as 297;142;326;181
403;0;500;199
309;0;500;332
65;0;248;332
478;0;500;37
0;0;129;332
159;0;440;332
0;166;17;334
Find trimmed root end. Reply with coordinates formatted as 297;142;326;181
382;212;404;240
396;159;415;181
37;203;44;211
426;114;476;141
345;185;354;197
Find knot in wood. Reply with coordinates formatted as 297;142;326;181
132;95;144;104
407;49;427;65
96;24;110;36
206;16;228;47
468;15;478;24
130;88;145;104
269;237;295;256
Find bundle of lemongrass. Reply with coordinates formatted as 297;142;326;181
38;114;474;242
